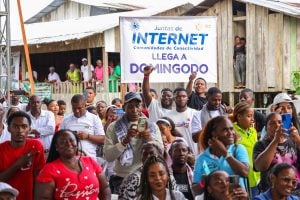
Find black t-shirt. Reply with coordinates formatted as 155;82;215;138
253;139;300;192
254;110;266;133
173;171;193;200
187;92;207;111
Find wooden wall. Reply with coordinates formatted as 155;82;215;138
195;0;300;92
197;0;234;92
12;33;105;54
39;1;90;22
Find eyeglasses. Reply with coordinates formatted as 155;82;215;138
280;176;298;188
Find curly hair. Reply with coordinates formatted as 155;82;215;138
199;116;228;149
139;155;175;200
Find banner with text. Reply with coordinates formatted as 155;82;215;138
120;16;217;83
21;82;52;103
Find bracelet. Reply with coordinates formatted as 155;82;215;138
144;75;149;78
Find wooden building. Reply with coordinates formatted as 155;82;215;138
184;0;300;101
11;1;193;107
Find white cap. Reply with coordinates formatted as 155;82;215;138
82;58;87;62
273;93;293;105
0;182;19;197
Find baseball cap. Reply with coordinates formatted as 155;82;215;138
82;58;87;62
124;92;142;103
272;93;293;105
0;182;19;197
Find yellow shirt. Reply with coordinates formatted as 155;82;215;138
67;69;80;82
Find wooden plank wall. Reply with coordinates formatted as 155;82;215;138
198;0;234;92
40;1;90;22
267;13;284;90
283;16;291;90
12;33;105;54
246;4;256;90
297;19;300;72
194;1;299;92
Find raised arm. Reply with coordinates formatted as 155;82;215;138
254;130;284;172
142;66;154;107
186;72;197;97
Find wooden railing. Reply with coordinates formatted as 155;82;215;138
51;80;123;94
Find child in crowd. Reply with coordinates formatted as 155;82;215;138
233;102;260;198
57;100;66;116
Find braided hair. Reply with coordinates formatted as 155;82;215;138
139;155;175;200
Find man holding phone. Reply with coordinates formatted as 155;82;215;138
104;92;163;194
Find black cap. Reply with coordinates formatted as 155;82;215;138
124;92;142;103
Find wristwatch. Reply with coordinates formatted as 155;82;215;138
225;152;232;160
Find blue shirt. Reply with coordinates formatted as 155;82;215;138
193;144;249;187
254;189;299;200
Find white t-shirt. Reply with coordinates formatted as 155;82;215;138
0;124;10;143
148;98;171;123
191;110;220;134
60;111;104;159
164;107;197;155
81;65;94;81
48;72;61;82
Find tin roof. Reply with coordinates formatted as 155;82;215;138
184;0;300;18
11;1;192;46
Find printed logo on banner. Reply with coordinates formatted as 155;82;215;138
120;17;217;83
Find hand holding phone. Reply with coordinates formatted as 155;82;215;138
281;113;292;134
229;175;240;193
137;117;147;132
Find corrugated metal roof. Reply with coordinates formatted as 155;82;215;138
11;1;191;46
25;0;64;24
184;0;300;18
237;0;300;18
71;0;146;10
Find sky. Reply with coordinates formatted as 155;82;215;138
9;0;53;39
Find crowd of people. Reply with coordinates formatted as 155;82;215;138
45;58;120;84
0;66;300;200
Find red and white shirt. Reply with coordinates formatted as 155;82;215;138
37;156;102;200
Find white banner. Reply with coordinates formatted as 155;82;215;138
120;16;217;83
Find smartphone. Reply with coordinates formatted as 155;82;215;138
229;175;240;193
281;113;292;134
137;117;147;132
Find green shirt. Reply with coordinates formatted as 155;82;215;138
233;122;260;187
109;65;121;80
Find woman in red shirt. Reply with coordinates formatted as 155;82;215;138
35;129;111;200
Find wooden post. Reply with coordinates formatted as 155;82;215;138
102;47;109;93
17;0;34;94
87;48;92;82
